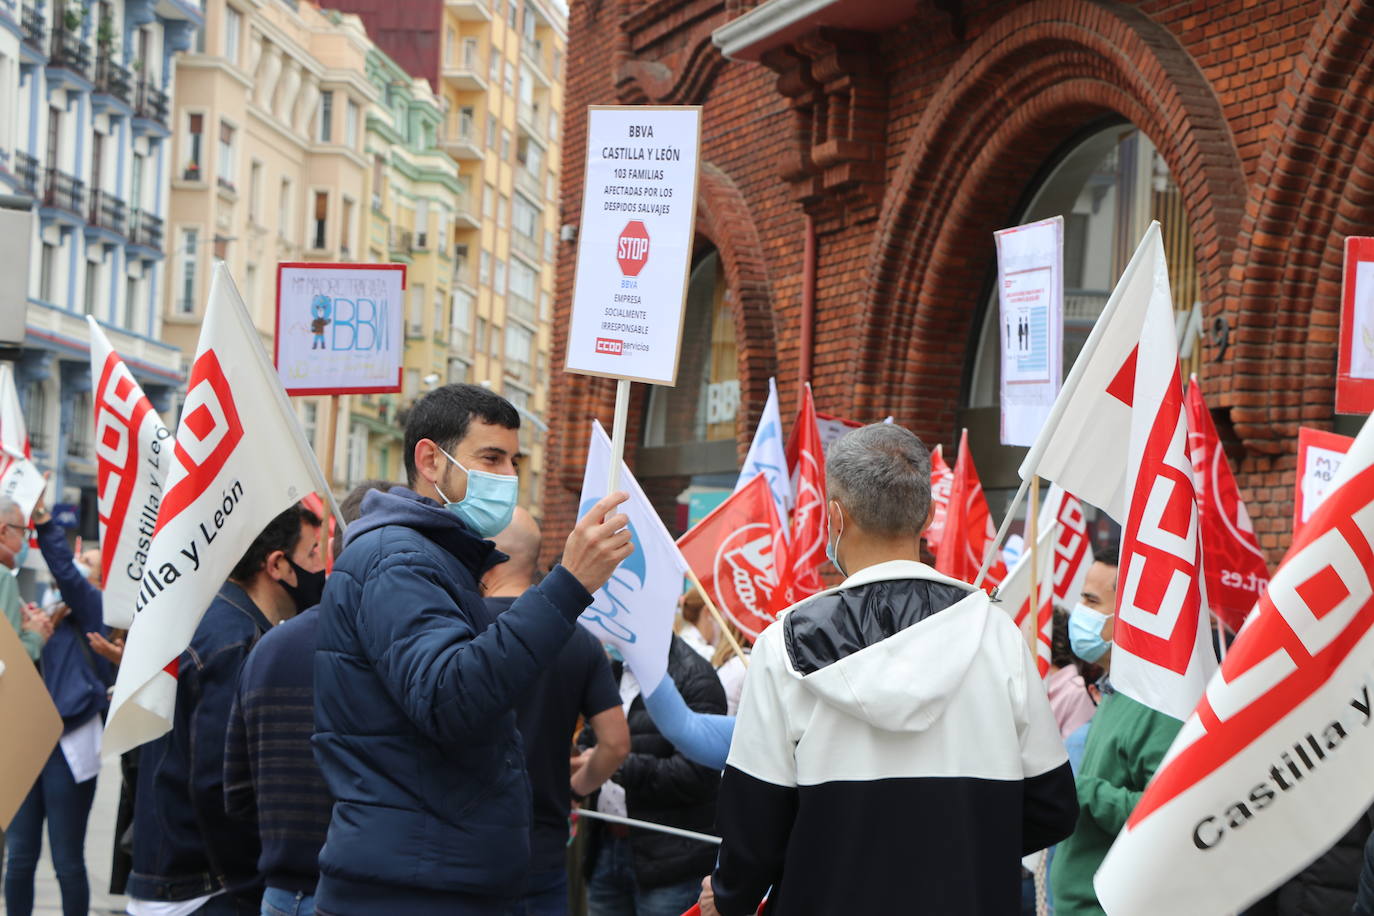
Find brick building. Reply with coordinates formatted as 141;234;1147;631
542;0;1371;563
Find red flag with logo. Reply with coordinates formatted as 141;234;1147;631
102;263;332;758
677;474;789;640
1038;484;1092;607
1184;380;1269;633
924;443;954;551
1096;411;1374;914
780;384;826;605
934;429;1006;587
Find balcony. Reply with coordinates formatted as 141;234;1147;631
450;326;472;354
444;0;491;21
13;151;39;197
453;187;479;230
510;229;540;267
128;209;164;251
452;254;475;290
88;189;128;236
441;57;486;92
134;79;170;131
42;167;85;217
1065;289;1110;326
49;28;92;81
21;4;44;50
514;164;543;202
517;101;545;140
440;116;484;161
388;226;412;255
522;39;550;87
506;290;537;326
94;56;134;105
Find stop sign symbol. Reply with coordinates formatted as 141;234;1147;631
616;220;650;277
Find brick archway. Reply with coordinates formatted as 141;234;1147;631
854;0;1246;449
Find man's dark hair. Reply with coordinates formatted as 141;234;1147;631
1094;544;1120;567
334;480;396;559
403;384;520;486
230;503;321;583
1051;605;1075;670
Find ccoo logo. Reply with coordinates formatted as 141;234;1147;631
156;350;244;534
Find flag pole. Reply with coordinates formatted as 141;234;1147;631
684;567;749;668
974;475;1030;589
608;379;631;494
1027;476;1040;628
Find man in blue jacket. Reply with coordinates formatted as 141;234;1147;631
313;383;633;915
127;503;326;916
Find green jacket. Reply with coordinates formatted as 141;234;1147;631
1050;686;1183;915
1;569;45;662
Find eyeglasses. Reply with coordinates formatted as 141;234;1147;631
1;523;26;537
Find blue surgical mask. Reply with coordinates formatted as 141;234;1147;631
604;643;624;663
434;445;519;538
12;538;29;572
1069;602;1112;663
825;501;847;578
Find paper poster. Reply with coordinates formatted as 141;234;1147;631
565;106;702;386
1338;237;1374;413
1294;427;1355;538
995;217;1064;446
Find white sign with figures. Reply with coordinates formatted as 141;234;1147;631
995;216;1064;447
565;106;703;386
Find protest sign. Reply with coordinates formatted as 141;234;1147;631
0;363;44;521
1337;236;1374;414
88;317;173;628
274;262;405;396
0;611;62;829
995;217;1064;446
565;106;702;386
1294;427;1355;539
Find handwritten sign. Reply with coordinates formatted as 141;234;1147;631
274;262;405;396
565;106;702;386
1294;426;1356;538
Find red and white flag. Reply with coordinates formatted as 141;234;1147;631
102;263;331;758
1096;411;1374;915
780;383;826;605
924;443;954;551
1021;223;1215;721
1185;380;1269;634
0;363;45;522
935;429;1006;587
1038;484;1092;608
678;474;789;639
996;522;1057;675
88;317;173;629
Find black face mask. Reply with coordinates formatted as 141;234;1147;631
280;557;327;611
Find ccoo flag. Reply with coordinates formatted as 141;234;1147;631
87;317;173;628
577;420;687;695
996;522;1058;675
1038;484;1092;609
734;377;792;532
0;363;45;521
679;473;789;639
924;443;954;551
935;429;1006;587
780;383;827;605
1185;379;1269;633
1095;409;1374;915
102;263;330;758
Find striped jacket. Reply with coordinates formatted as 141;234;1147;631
711;560;1079;915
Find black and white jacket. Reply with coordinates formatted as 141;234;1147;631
710;561;1078;915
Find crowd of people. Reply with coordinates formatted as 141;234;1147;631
3;381;1374;916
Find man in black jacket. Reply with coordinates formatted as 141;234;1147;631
586;634;726;916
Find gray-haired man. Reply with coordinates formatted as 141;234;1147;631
0;495;49;660
699;423;1078;916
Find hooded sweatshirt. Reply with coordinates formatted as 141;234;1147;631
710;560;1079;916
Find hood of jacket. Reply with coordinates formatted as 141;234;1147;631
343;485;506;576
784;560;990;733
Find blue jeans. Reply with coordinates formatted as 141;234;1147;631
263;886;316;916
3;746;98;916
587;836;702;916
507;867;568;916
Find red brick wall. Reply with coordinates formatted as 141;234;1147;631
542;0;1372;567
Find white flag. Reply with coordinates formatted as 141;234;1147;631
735;377;792;529
1096;410;1374;915
102;263;329;758
1039;484;1093;609
0;363;45;521
1021;223;1215;721
88;318;172;628
577;420;688;695
996;522;1058;676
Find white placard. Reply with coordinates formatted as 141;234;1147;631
995;217;1064;446
274;263;405;395
566;106;703;386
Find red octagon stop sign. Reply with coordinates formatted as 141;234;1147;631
616;220;650;276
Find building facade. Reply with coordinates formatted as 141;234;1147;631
317;0;566;515
543;0;1370;562
0;0;200;540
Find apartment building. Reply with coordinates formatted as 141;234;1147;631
0;0;199;539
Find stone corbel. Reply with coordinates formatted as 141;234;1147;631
295;77;321;136
256;45;283;109
276;59;303;124
247;28;265;77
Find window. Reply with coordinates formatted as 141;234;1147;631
433;290;445;337
463;37;480;71
523;5;536;41
479;250;491;286
497;194;508;229
489;53;500;86
302;401;318;447
131;152;145;210
217;121;236;190
504;324;533;381
177;228;199;314
507;0;518;29
348;424;368;485
83;259;100;316
445;28;456;66
483;184;496;220
39;242;55;302
68;393;93;459
248;160;262;223
548;110;558;142
459;105;475;140
404;370;420;400
185;113;203;180
123;275;136;329
318;92;333;143
516;134;543;175
486;114;497;147
437;210;449;253
346;100;359;149
371;156;385;210
341;198;354;257
454;243;471;282
501;129;512;162
503;60;514;95
224;6;241;64
452;288;474;351
512;193;538;240
477;317;489;353
313;191;328;249
416;199;430;248
508;258;537;323
244;263;257;304
544;229;555;262
279;178;292;236
494;258;506;295
408;283;426;336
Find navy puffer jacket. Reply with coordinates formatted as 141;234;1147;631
312;487;593;914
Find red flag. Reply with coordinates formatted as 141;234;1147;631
934;429;1006;587
677;474;789;640
924;443;953;550
781;384;827;604
1184;381;1269;633
1041;485;1092;606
